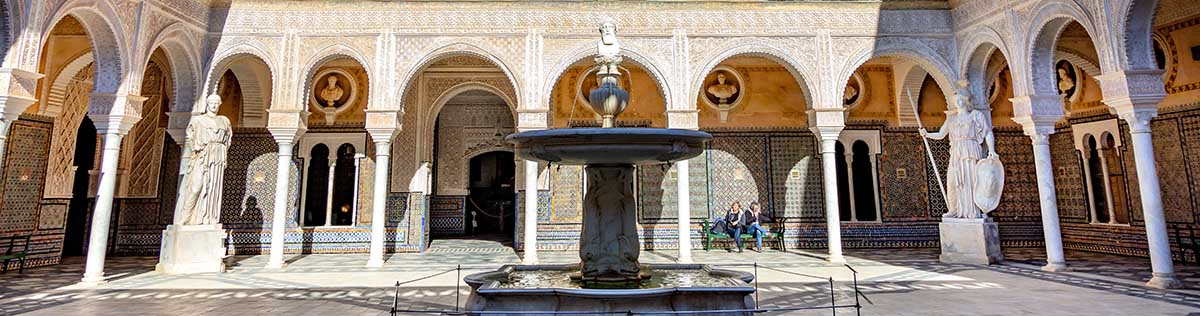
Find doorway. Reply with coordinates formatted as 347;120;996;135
465;151;515;240
63;117;97;257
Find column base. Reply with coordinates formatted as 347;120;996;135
265;259;286;269
1146;273;1184;289
676;257;693;264
79;274;108;286
827;254;847;264
1041;262;1070;272
939;218;1003;265
156;224;227;274
522;256;539;265
366;258;385;268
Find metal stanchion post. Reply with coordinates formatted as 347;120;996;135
456;264;462;312
754;262;759;309
829;277;836;316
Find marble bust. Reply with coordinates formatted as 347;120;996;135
1057;67;1075;96
595;21;623;78
320;75;345;107
181;94;233;226
706;73;738;105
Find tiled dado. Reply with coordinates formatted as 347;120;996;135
226;228;422;254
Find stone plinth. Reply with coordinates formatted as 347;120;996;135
939;218;1003;265
156;224;227;274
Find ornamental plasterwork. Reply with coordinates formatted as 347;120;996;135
392;36;526;112
211;3;896;37
687;36;819;109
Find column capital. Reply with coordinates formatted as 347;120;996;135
666;109;698;130
0;68;44;121
1009;95;1064;125
517;109;549;132
88;94;147;136
1119;109;1157;134
267;108;308;143
1096;69;1166;115
808;108;846;137
365;109;401;141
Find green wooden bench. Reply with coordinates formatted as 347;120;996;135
0;235;31;274
701;218;787;251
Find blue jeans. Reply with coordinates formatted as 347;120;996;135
726;226;743;250
747;223;768;249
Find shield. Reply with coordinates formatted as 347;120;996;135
974;157;1005;213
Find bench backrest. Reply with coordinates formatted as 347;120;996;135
0;235;31;255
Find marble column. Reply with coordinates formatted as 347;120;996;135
1097;70;1181;289
819;137;845;263
675;159;693;263
367;140;391;267
266;125;304;269
81;95;145;284
522;160;539;264
1122;110;1181;289
1028;130;1068;271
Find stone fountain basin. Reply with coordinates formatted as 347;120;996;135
506;128;712;165
464;264;755;315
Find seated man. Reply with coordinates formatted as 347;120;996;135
725;201;745;253
746;202;773;252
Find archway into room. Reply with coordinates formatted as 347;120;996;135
63;117;96;257
429;88;516;244
465;151;516;239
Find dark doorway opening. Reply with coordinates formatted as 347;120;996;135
465;151;516;240
64;117;97;257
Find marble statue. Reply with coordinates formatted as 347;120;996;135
595;21;623;78
920;81;998;219
706;73;738;105
181;95;233;225
320;75;345;107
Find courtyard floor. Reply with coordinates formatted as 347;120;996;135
1;239;1199;316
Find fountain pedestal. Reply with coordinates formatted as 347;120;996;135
576;164;644;286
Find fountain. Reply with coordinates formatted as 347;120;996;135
462;21;756;315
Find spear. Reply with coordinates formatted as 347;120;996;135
907;89;947;201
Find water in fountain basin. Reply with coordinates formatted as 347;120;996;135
493;267;739;289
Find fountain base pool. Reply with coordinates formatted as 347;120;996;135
464;264;755;315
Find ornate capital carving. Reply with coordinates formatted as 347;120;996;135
365;109;402;141
808;108;846;134
516;109;548;132
1095;70;1167;114
1119;110;1157;134
87;94;148;135
0;68;44;121
666;109;698;130
266;108;309;143
164;112;195;144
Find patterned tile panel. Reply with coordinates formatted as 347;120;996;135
707;135;769;218
1150;118;1193;223
1183;116;1200;221
768;134;823;222
0;119;52;233
991;131;1040;220
429;195;465;235
925;137;950;217
1050;129;1089;222
549;165;583;223
879;131;930;221
637;164;673;221
1120;123;1143;223
220;133;280;229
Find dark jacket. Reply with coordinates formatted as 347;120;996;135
725;210;743;228
742;209;758;226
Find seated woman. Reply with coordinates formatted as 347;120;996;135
746;202;773;252
725;202;746;253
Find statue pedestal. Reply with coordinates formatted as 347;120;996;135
156;224;227;274
938;218;1003;265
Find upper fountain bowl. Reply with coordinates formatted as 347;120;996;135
507;128;711;166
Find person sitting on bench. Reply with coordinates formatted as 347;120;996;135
725;201;746;253
746;202;773;252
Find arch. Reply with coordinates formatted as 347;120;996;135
45;52;95;117
297;43;373;110
397;42;522;112
0;1;10;67
690;42;817;111
542;43;672;112
841;38;957;109
1024;0;1106;97
425;82;518;146
962;35;1015;106
1055;49;1102;78
43;1;128;96
1122;0;1161;71
143;23;201;113
205;53;273;126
